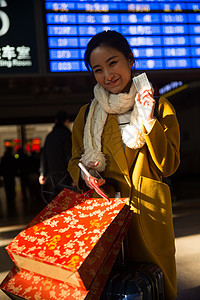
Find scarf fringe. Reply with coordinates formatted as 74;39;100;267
80;148;106;172
122;124;146;149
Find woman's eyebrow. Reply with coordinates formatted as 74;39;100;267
92;64;101;70
106;55;118;63
92;56;118;70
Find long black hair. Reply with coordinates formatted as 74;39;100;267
84;30;135;72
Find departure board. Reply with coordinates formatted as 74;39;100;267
43;0;200;73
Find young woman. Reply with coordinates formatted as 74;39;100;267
68;30;180;300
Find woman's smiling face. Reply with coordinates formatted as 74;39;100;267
90;46;134;94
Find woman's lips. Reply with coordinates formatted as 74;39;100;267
107;78;119;86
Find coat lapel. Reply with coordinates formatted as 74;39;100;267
125;146;140;171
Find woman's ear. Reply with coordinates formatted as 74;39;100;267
128;52;135;67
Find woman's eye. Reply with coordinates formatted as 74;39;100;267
94;68;102;73
110;61;117;66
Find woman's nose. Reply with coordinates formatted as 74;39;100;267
105;71;114;81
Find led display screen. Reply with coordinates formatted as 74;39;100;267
43;0;200;72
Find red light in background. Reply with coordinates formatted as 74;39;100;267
4;138;41;153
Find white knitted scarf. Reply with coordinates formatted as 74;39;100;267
80;80;146;172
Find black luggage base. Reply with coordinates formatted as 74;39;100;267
100;262;165;300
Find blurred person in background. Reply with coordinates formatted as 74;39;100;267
16;148;30;204
0;146;18;216
27;150;45;213
39;110;72;202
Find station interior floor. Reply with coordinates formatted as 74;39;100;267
0;176;200;299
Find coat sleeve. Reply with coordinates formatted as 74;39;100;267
142;97;180;177
64;130;72;163
67;104;88;189
39;145;48;176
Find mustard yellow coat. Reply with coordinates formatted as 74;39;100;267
68;96;180;300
